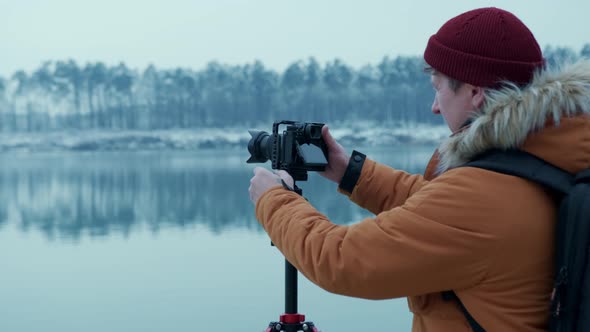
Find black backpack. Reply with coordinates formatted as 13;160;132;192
442;149;590;332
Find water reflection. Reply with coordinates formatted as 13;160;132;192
0;146;435;240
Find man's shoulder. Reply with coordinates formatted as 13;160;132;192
404;166;552;233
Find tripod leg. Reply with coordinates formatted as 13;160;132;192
302;322;319;332
266;322;279;332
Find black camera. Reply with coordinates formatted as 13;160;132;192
247;120;329;181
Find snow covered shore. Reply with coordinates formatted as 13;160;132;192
0;123;449;152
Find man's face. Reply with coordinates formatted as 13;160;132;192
430;73;478;133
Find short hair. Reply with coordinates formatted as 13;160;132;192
423;65;464;92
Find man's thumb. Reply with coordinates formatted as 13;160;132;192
274;170;294;187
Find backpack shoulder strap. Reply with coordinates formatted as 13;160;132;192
465;149;574;195
575;169;590;183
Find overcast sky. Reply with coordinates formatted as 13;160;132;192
1;0;588;77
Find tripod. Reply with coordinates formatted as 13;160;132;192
265;181;320;332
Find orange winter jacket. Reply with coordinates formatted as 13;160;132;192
255;60;590;331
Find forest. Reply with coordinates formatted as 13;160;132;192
0;44;588;132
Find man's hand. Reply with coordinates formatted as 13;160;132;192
249;167;294;205
319;125;350;184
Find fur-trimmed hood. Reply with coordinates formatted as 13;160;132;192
437;60;590;174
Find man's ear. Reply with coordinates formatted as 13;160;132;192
471;86;485;108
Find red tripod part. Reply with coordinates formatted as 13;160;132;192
280;313;305;324
265;318;319;332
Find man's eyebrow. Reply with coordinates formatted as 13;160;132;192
423;66;439;75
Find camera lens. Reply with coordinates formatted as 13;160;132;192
247;130;273;163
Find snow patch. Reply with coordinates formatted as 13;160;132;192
0;123;449;152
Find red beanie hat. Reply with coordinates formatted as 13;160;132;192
424;7;545;87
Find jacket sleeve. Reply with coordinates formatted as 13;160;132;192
339;159;430;215
255;169;496;300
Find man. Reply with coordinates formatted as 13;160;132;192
248;7;590;331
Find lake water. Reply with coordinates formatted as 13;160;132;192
0;145;435;332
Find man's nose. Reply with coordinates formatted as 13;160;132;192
431;99;440;114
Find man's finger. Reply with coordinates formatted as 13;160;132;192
322;125;337;146
272;170;288;182
274;170;294;187
322;125;331;139
275;170;290;180
253;166;269;175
